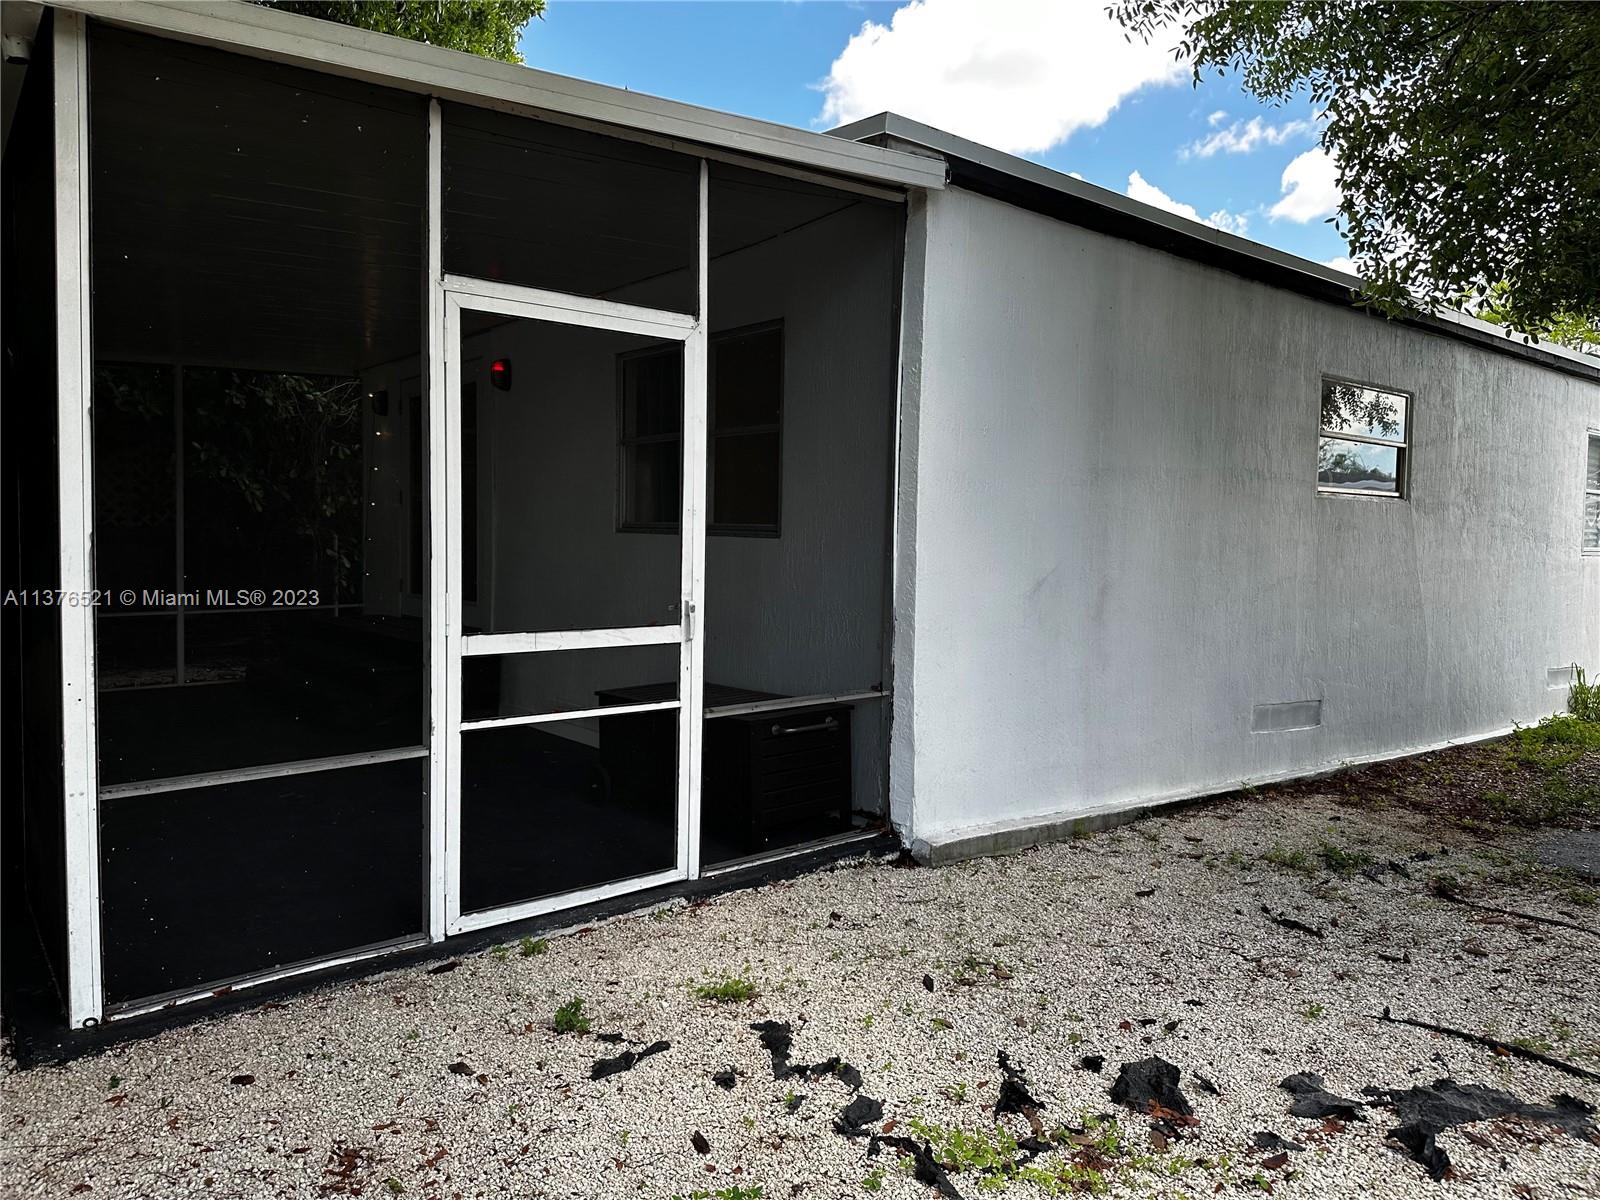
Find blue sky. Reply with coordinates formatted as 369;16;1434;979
520;1;1351;271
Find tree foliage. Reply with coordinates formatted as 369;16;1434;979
258;0;543;64
1109;1;1600;345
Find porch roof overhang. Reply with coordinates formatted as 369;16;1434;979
829;112;1600;384
44;0;948;194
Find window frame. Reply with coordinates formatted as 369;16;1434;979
615;342;685;536
1316;374;1411;500
1584;430;1600;556
616;320;784;537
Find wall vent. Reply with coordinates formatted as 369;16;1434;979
1548;665;1577;690
1251;700;1323;733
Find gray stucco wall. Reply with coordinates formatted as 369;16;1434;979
898;185;1600;847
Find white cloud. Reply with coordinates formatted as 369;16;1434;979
1322;255;1358;275
1126;170;1249;235
1183;116;1312;159
1206;109;1228;128
816;0;1186;155
1270;147;1341;222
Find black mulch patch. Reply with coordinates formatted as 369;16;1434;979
868;1134;963;1199
1365;1079;1597;1181
711;1067;737;1090
750;1020;794;1078
590;1040;669;1080
834;1094;884;1137
1280;1073;1365;1120
747;1021;862;1089
1109;1057;1194;1118
994;1050;1045;1119
1260;905;1324;938
1252;1131;1305;1154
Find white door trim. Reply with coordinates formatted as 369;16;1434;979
462;626;682;655
444;275;695;341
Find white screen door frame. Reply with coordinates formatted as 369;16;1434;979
437;254;709;936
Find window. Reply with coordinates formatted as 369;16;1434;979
1585;433;1600;554
1318;378;1408;498
618;322;783;535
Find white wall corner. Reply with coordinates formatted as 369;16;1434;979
888;190;930;841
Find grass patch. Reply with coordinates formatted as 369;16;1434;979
518;936;548;958
552;997;591;1035
890;1112;1165;1194
693;974;758;1003
1261;840;1372;878
1507;715;1600;773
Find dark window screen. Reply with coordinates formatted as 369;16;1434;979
457;314;682;633
87;24;429;1004
89;25;427;784
698;160;903;867
100;759;426;1004
442;103;699;314
461;714;677;913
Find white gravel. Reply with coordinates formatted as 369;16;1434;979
4;791;1599;1199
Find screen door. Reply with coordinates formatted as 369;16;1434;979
442;284;704;933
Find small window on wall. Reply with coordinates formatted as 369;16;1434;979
618;323;783;535
1318;378;1409;498
1584;433;1600;554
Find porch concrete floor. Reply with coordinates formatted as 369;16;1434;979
4;785;1599;1198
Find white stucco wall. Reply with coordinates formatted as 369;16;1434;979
899;185;1600;845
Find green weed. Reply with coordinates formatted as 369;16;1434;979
693;974;758;1003
1262;840;1372;878
1569;664;1600;722
552;997;590;1034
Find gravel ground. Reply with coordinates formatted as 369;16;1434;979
4;789;1599;1199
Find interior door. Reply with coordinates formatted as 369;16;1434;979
442;283;705;934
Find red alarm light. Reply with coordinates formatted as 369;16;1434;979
490;358;512;391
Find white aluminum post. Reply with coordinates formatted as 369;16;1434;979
55;9;103;1028
681;160;710;878
425;99;449;941
441;295;464;932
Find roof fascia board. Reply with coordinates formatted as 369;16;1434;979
832;112;1600;383
48;0;946;192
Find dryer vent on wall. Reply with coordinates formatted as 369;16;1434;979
1251;700;1323;733
1548;666;1577;690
